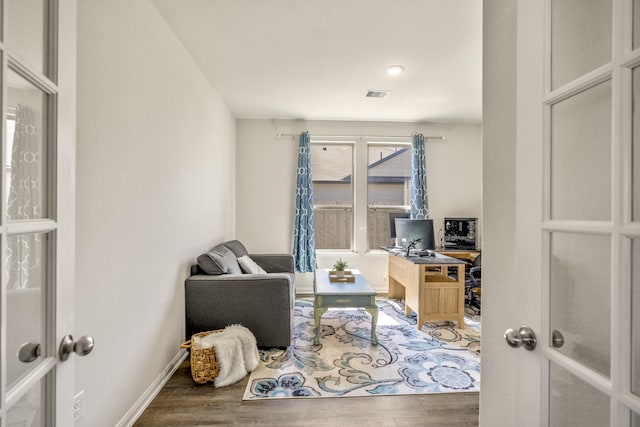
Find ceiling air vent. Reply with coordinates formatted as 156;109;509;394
365;90;391;98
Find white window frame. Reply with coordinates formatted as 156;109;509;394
366;141;412;251
311;139;356;252
311;137;413;254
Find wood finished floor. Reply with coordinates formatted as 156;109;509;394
134;360;479;426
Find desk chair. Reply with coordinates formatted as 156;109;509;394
465;254;481;314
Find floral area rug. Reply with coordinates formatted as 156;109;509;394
242;298;480;400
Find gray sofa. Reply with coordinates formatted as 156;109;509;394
185;240;295;348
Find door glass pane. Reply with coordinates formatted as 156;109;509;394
6;0;48;77
6;232;48;387
312;143;353;250
551;0;611;89
633;411;640;427
6;376;45;427
367;144;411;249
633;67;640;221
549;361;610;426
550;80;611;221
6;69;48;221
632;238;640;397
550;232;610;377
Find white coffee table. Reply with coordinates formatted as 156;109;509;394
313;269;378;345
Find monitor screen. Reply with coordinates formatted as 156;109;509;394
444;217;477;249
388;212;410;238
394;218;436;250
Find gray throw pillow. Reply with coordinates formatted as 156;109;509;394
197;245;242;275
223;240;249;258
197;252;224;274
237;255;267;274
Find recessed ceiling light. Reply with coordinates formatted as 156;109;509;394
385;65;405;76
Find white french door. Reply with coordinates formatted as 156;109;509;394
0;1;78;425
512;0;640;425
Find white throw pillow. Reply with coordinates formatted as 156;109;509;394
237;255;267;274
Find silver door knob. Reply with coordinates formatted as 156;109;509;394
59;335;95;361
74;335;95;356
18;342;41;363
551;329;565;348
504;326;537;351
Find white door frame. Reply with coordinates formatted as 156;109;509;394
513;1;545;425
54;0;77;425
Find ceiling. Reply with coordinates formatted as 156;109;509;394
152;0;482;123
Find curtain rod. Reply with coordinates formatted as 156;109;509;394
276;133;445;141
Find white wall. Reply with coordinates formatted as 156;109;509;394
236;119;481;293
76;1;235;426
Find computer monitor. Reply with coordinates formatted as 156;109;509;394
394;218;436;250
444;217;477;249
388;212;410;239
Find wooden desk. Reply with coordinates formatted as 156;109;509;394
437;249;481;263
387;251;465;329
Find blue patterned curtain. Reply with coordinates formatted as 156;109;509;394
410;133;429;219
293;131;317;272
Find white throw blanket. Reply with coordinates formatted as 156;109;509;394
193;324;259;387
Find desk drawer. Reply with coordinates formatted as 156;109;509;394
316;295;376;308
421;285;462;315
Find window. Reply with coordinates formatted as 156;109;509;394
367;144;411;249
311;140;412;251
312;143;353;250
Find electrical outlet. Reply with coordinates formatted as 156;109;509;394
74;390;85;423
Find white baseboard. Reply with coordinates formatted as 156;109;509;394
116;348;188;427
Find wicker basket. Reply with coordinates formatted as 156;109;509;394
180;330;222;384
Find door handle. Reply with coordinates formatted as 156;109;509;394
59;335;95;361
504;326;537;351
551;329;565;348
18;342;41;363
